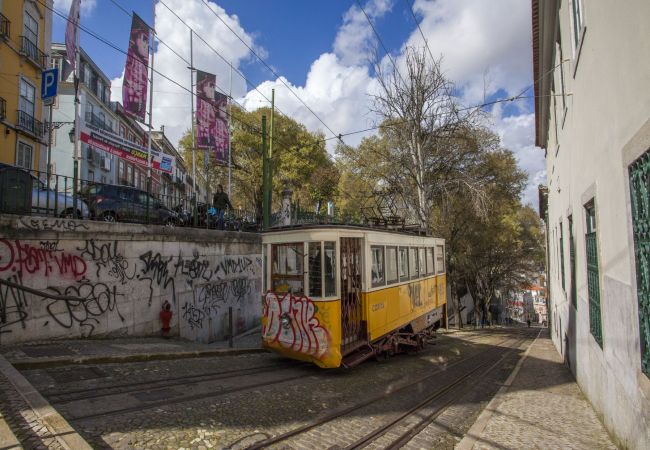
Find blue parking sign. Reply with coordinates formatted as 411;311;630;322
41;68;59;104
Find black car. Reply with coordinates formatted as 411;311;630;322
79;184;179;226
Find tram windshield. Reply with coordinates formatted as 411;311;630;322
272;243;304;295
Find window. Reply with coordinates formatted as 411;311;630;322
571;0;584;49
16;142;33;169
409;247;419;279
585;202;602;347
272;243;304;295
560;221;566;291
118;160;125;183
418;248;426;278
19;79;35;117
569;215;577;308
371;246;385;287
23;11;38;45
399;247;409;282
386;246;398;284
308;242;322;297
134;170;140;189
127;164;133;185
436;245;445;274
120;125;126;137
555;31;567;115
324;242;336;297
426;248;435;275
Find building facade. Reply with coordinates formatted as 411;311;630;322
0;0;52;172
533;0;650;448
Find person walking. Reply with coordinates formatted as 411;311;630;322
212;184;233;230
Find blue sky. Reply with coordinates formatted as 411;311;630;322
52;0;543;207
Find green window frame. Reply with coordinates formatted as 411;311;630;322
569;215;577;308
629;154;650;377
585;202;603;348
560;221;566;291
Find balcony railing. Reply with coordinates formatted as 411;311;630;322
16;110;46;138
85;111;113;133
0;97;6;121
0;13;9;40
19;36;47;68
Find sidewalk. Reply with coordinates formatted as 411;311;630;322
1;329;264;369
456;328;618;450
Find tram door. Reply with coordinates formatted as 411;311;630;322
340;237;364;353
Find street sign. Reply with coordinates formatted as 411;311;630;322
41;68;59;105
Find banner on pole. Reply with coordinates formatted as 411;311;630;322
195;71;229;166
79;121;175;174
62;0;80;81
214;92;229;165
122;14;150;122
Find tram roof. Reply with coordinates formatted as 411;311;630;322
263;224;442;240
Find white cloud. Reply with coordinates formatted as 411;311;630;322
54;0;97;16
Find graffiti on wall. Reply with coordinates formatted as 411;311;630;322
262;292;329;357
0;230;262;342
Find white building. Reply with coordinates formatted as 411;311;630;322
533;0;650;448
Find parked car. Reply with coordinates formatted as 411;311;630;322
31;175;90;219
78;183;179;227
0;163;89;219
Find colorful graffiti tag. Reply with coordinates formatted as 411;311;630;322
262;292;330;357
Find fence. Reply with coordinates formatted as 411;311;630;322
0;164;259;231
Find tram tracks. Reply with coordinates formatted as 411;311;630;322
242;331;535;450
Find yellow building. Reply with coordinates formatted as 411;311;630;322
0;0;52;171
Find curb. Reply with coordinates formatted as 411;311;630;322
0;354;92;450
455;328;542;450
9;347;267;370
0;412;21;450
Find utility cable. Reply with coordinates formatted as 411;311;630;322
403;0;437;65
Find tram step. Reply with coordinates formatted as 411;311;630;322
342;345;375;368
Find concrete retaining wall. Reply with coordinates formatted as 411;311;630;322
0;215;262;344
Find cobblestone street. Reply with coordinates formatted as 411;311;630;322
7;327;578;450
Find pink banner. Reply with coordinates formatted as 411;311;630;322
122;14;150;122
195;70;229;165
63;0;80;81
196;70;216;150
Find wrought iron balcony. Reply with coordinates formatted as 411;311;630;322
16;110;46;138
0;13;9;40
85;111;113;133
19;36;47;68
0;97;5;121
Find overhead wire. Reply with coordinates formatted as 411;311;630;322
403;0;437;65
196;0;341;141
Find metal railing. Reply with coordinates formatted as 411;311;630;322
0;97;5;121
85;111;113;133
0;163;260;231
19;35;47;68
0;13;9;40
16;110;46;138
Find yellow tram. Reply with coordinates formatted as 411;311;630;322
261;225;446;368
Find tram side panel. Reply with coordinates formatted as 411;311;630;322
261;293;343;368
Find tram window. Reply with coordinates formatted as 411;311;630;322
371;246;385;287
386;246;398;284
324;242;336;297
263;244;268;291
436;245;445;274
426;248;435;275
308;242;322;297
399;247;409;282
409;247;419;279
271;243;304;295
418;248;426;278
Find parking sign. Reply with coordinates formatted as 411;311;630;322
41;68;59;105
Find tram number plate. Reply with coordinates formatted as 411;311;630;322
371;303;385;312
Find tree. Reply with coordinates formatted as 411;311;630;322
177;106;339;218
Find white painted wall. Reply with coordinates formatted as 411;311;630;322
539;1;650;448
0;216;262;344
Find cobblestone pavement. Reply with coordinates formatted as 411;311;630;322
16;328;536;449
0;369;63;450
461;329;617;450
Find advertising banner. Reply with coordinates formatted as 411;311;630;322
196;70;216;150
122;14;150;122
63;0;80;81
214;92;229;165
79;121;175;174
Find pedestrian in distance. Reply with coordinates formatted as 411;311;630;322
212;184;233;230
160;300;172;338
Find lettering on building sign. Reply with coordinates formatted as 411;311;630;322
262;292;329;357
0;239;87;279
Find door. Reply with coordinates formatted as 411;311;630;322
340;237;364;353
